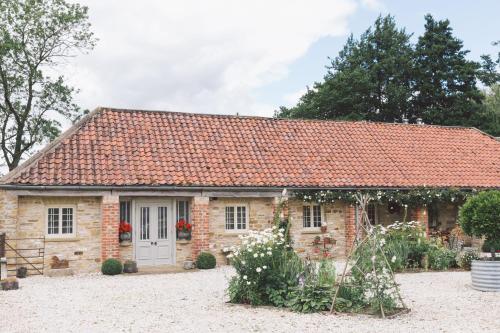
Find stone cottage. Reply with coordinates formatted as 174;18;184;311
0;107;499;275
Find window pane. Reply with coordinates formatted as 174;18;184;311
303;206;311;228
48;208;59;234
237;206;246;229
367;204;376;225
313;206;322;227
225;207;235;230
62;208;73;234
158;207;168;239
140;207;150;240
120;201;131;223
177;200;189;222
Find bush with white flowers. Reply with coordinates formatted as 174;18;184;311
227;227;298;305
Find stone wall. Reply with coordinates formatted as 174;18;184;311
16;196;102;274
206;197;275;265
288;199;347;260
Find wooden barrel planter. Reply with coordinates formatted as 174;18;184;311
471;260;500;292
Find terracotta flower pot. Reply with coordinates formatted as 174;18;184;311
320;226;327;233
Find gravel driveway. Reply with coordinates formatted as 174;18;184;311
1;267;498;333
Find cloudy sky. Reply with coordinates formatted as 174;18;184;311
63;0;500;121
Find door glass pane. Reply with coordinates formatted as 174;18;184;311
48;208;59;234
158;206;168;239
140;207;150;240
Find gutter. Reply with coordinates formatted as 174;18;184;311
0;184;496;191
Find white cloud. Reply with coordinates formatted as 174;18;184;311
360;0;385;11
64;0;357;117
283;88;308;108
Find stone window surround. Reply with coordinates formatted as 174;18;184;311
224;204;249;233
45;205;77;239
302;204;325;230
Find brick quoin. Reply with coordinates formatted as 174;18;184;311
344;204;356;256
191;196;210;259
101;195;120;261
410;206;430;237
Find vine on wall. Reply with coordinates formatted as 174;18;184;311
294;188;483;207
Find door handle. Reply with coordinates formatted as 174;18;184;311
154;241;157;246
150;241;158;246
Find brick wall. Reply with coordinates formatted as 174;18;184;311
344;204;356;256
101;195;120;260
410;206;429;237
191;196;210;259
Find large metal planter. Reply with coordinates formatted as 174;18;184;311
471;260;500;292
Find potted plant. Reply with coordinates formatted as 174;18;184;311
459;190;500;292
119;221;132;242
123;260;138;273
176;219;192;240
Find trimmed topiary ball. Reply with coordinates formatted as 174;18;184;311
101;258;123;275
196;252;216;269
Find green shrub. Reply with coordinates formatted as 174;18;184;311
459;191;500;258
196;252;216;269
334;284;365;312
101;258;123;275
459;249;480;270
428;247;457;270
383;221;430;270
482;239;500;253
286;285;332;313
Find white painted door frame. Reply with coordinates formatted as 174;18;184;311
133;199;175;266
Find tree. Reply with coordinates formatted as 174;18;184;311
459;191;500;260
0;0;95;171
413;15;485;126
277;14;500;134
277;15;414;122
471;84;500;137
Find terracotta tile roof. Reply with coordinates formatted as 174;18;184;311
3;107;500;188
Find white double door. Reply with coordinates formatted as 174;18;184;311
134;200;175;266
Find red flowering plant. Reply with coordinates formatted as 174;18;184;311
176;219;192;240
119;220;132;242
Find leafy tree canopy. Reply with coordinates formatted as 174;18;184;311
0;0;96;171
277;15;499;135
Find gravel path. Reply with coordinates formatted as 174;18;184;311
1;268;498;333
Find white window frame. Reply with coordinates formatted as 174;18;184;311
224;204;249;232
45;205;77;238
302;204;324;229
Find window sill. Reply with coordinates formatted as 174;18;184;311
224;231;248;236
119;241;132;247
45;237;80;242
301;229;323;234
177;240;191;245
